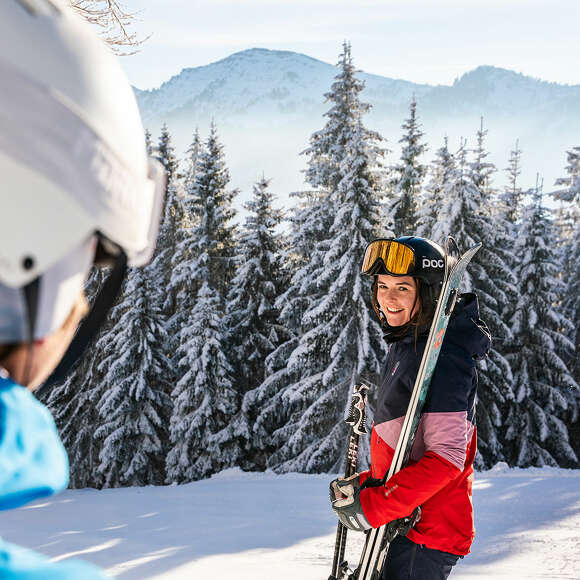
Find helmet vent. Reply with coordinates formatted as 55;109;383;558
22;256;35;271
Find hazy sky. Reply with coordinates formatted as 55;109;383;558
120;0;580;90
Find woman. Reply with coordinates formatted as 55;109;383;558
331;236;491;580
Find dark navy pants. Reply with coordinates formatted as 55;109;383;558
383;536;461;580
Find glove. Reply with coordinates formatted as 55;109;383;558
329;472;360;503
330;473;372;532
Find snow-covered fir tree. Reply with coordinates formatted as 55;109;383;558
388;97;427;236
186;121;238;302
156;122;178;182
432;139;517;467
164;129;205;357
165;278;238;482
221;176;287;470
224;176;285;393
251;113;387;473
183;128;203;192
501;140;524;226
553;146;580;256
95;264;172;487
148;126;185;325
45;268;108;489
469;118;496;195
249;43;387;473
166;123;239;481
292;41;386;266
281;42;386;335
416;136;454;239
552;147;580;454
505;183;578;467
145;128;152;155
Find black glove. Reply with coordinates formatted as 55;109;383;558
330;473;372;532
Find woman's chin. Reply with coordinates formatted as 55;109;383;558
385;314;410;327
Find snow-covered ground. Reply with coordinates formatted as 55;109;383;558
1;464;579;579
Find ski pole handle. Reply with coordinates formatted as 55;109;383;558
329;383;369;580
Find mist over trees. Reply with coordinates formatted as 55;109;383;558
44;43;579;487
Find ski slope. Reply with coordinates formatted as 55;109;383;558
1;464;578;579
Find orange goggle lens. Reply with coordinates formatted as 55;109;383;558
361;240;416;276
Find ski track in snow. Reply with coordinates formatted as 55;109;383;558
0;466;578;579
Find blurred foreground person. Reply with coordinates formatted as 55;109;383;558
0;1;165;577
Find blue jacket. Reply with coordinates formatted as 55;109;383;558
0;375;107;578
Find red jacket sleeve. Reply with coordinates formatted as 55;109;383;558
359;451;461;528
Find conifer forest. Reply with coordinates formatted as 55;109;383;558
42;43;580;488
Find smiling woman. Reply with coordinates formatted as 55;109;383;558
375;275;419;327
329;235;491;580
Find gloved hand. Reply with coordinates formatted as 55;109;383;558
329;472;360;503
329;473;372;532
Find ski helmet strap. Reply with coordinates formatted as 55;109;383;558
23;276;40;341
37;249;127;394
22;276;41;387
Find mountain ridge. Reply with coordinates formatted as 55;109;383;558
134;48;580;206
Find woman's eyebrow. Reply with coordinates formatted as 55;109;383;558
379;281;413;287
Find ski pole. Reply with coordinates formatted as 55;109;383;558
329;382;369;580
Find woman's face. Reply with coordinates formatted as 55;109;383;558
376;275;419;327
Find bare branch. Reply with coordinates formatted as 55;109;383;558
69;0;149;55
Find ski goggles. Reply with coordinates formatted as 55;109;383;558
361;239;416;276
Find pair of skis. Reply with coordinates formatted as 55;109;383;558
329;239;481;580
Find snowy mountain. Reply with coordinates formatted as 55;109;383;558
135;49;580;208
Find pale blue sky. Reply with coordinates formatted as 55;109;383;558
121;0;579;90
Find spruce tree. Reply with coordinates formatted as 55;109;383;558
293;40;386;266
506;184;578;467
553;147;580;345
148;125;185;327
502;140;524;226
94;264;172;488
156;122;178;182
432;139;516;467
165;129;205;355
166;122;239;481
145;128;152;155
189;121;238;302
252;115;386;473
417;136;454;239
250;43;387;473
221;177;287;470
469;118;496;195
553;147;580;455
165;278;238;482
389;97;427;236
281;41;386;335
224;176;285;394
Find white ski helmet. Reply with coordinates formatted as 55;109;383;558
0;0;165;343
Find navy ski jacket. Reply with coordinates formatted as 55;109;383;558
359;293;491;555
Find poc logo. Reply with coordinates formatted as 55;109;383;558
422;257;445;269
